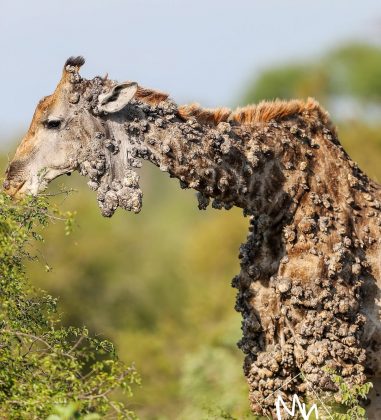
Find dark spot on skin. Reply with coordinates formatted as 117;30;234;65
5;160;25;180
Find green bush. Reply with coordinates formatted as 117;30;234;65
0;192;139;419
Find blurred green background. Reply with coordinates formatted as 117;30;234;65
2;42;381;419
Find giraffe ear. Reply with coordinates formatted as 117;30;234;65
98;82;138;113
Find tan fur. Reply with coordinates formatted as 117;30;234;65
17;95;56;155
29;96;54;132
21;64;76;151
178;103;231;125
178;97;331;126
135;87;169;106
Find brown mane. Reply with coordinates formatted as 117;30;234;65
178;97;331;126
177;104;231;126
127;86;330;128
135;86;169;106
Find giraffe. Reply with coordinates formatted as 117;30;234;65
4;57;381;418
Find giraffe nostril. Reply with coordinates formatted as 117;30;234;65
3;180;10;190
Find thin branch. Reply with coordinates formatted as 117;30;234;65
22;337;39;357
37;188;77;197
1;330;75;360
79;370;133;401
68;334;86;354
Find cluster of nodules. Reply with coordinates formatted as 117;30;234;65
68;75;109;115
233;220;268;372
84;77;108;114
65;64;82;84
123;101;255;213
123;99;180;169
247;344;297;412
245;272;367;413
79;129;142;217
96;169;142;217
251;245;367;408
87;97;188;217
179;120;253;210
297;310;366;378
65;67;107;113
245;265;370;411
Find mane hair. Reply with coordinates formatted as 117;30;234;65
177;104;231;126
178;98;331;126
135;86;169;106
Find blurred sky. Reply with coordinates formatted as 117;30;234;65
1;0;381;141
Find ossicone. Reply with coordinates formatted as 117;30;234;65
62;56;85;84
65;56;85;69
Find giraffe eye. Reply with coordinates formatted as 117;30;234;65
45;118;62;129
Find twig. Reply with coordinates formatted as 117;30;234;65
1;330;75;360
37;188;77;197
68;334;86;354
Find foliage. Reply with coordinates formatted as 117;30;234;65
337;121;381;183
324;369;373;420
47;403;101;420
179;321;252;419
243;43;381;105
0;192;139;419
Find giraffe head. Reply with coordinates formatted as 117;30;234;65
3;57;138;199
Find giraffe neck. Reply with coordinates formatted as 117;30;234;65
103;99;332;221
